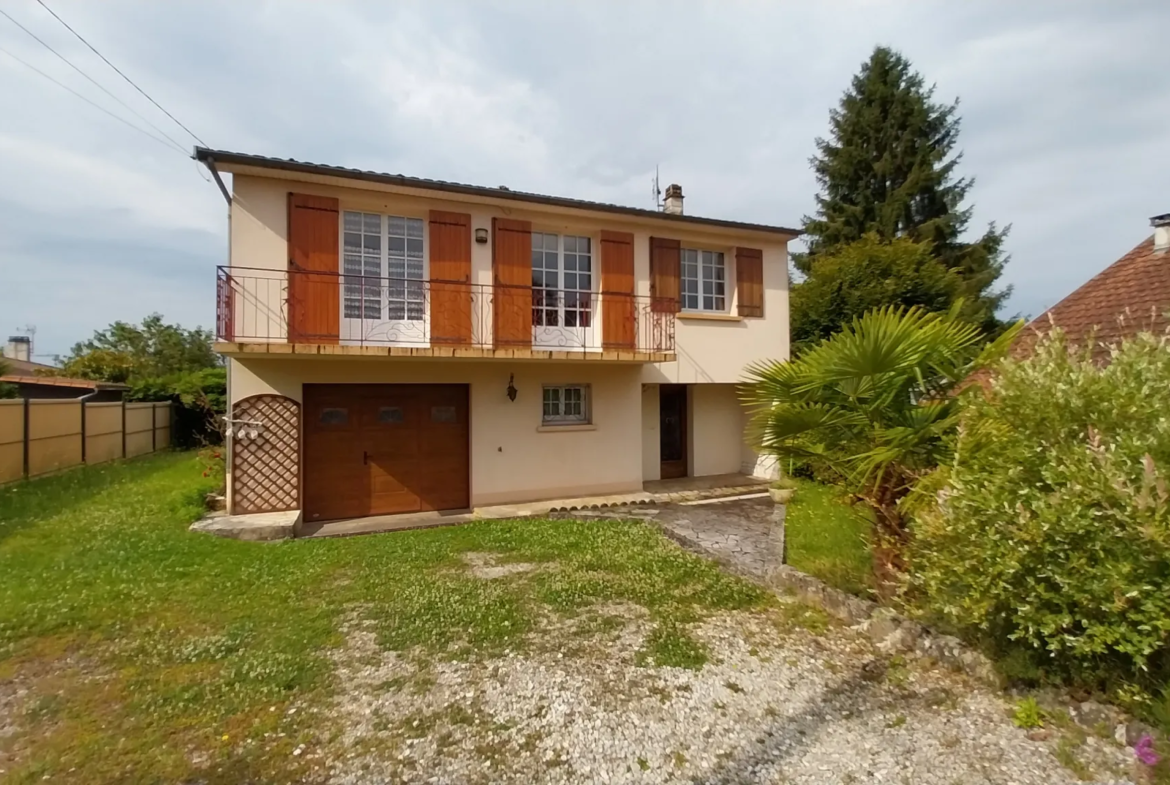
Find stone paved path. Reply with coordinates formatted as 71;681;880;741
653;496;780;581
568;496;780;582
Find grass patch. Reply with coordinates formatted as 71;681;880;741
0;451;769;782
1054;734;1092;780
773;599;834;635
636;621;709;670
784;479;872;596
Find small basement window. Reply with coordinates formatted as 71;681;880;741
542;384;590;425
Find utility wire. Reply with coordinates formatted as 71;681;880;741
0;6;188;154
0;44;186;156
34;0;208;148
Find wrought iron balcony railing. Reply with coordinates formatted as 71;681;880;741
216;266;675;355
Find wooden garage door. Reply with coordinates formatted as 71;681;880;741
303;384;470;522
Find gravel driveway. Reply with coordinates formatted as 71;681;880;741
323;583;1133;784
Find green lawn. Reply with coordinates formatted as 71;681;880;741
0;452;770;783
784;478;873;597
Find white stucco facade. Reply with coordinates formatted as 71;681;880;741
217;167;793;515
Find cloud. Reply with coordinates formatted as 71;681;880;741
0;0;1166;356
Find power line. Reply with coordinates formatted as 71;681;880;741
0;6;188;154
0;44;186;156
35;0;208;148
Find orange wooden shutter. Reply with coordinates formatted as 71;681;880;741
492;217;532;347
735;246;764;317
429;210;473;346
600;230;636;350
288;193;340;344
217;268;235;341
649;236;681;313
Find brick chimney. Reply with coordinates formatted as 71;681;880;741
5;336;30;362
663;183;684;215
1153;213;1170;254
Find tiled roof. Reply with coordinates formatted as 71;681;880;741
1015;233;1170;360
2;356;56;374
194;147;801;237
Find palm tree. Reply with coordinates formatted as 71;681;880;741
742;304;1021;589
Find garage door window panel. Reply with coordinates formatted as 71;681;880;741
317;406;350;426
377;406;405;424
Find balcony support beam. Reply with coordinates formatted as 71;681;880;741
214;341;672;364
198;156;232;207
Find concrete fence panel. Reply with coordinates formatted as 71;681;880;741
124;403;155;458
153;403;172;449
0;400;24;484
28;400;83;478
85;402;123;465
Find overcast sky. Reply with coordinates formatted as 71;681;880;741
0;0;1166;359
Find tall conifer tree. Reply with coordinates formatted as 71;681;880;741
798;46;1010;333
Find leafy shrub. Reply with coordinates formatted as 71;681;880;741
0;359;17;399
129;367;226;448
791;234;966;350
910;330;1170;694
1012;697;1045;729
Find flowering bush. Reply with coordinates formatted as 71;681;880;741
910;330;1170;691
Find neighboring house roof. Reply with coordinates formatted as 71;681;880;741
0;374;129;391
2;356;57;374
1015;228;1170;360
193;147;801;238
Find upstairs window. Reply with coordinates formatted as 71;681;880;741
532;233;593;328
342;211;425;321
680;248;726;312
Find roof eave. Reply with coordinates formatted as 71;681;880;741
193;147;801;238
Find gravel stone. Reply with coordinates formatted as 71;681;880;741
323;604;1135;784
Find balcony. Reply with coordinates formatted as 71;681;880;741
215;266;676;362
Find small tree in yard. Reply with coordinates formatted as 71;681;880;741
742;304;1021;592
50;314;225;446
791;234;964;351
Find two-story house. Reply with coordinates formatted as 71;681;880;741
196;148;796;524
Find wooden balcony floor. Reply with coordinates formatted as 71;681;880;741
214;341;675;363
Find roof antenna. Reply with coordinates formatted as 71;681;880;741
652;165;663;211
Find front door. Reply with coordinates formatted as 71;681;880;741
659;385;687;479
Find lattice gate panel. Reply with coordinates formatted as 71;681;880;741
231;395;300;514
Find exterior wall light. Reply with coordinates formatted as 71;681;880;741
506;373;517;402
475;227;489;244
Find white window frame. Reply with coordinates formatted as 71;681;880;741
531;231;598;350
680;247;727;313
340;210;428;346
541;384;591;425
